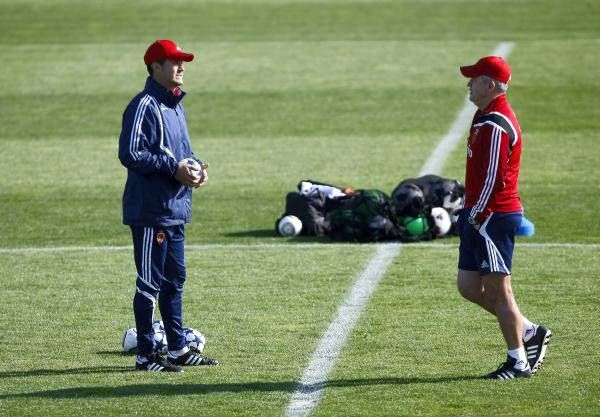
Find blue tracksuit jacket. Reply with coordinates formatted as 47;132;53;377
119;77;200;226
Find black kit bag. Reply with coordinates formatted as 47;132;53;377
275;192;330;236
392;174;464;214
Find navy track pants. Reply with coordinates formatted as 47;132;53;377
131;225;187;356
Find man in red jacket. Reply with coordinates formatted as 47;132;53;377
456;56;551;379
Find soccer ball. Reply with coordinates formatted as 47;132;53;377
152;320;168;353
187;158;201;173
183;327;207;353
122;328;138;353
431;207;452;237
152;329;168;354
121;325;168;354
152;319;165;333
277;215;303;237
403;215;429;236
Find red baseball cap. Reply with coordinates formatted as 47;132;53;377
460;56;511;84
144;40;194;65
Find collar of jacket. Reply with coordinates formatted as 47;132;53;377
145;77;186;108
481;93;506;114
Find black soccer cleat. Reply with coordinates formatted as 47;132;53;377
135;352;183;372
483;355;532;380
168;347;219;366
524;325;552;374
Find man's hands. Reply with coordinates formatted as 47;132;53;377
175;159;209;188
193;162;209;188
468;211;489;231
468;216;481;230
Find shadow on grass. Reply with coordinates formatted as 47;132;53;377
224;229;331;244
224;229;277;238
0;366;133;378
96;350;131;356
0;376;480;399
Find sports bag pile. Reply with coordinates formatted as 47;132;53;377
275;175;465;243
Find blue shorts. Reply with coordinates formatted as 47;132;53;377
457;209;522;275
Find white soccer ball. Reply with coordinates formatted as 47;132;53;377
152;329;168;354
122;328;138;353
187;158;201;173
183;327;207;353
278;215;303;237
152;320;165;333
431;207;452;237
152;320;168;353
122;324;168;354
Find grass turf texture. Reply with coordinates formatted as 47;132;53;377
316;247;600;417
0;0;599;416
0;247;598;416
0;247;370;416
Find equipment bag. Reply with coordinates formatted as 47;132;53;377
327;189;404;242
392;174;464;215
276;192;330;236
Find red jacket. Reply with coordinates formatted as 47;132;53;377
465;94;522;223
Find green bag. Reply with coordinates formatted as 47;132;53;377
328;189;402;242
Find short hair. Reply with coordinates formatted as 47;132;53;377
482;75;508;93
146;59;167;76
495;80;508;92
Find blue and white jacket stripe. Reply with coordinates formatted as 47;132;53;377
119;77;200;227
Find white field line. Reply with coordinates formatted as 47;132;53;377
284;41;516;417
0;242;598;255
285;243;400;417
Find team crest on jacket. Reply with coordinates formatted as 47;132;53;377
156;231;166;245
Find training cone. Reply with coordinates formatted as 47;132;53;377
517;216;535;236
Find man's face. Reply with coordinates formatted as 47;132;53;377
152;59;185;89
467;76;493;108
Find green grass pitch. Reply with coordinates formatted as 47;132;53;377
0;1;599;416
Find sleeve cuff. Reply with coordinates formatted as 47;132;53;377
473;211;490;224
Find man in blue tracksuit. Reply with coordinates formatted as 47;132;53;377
119;39;218;372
